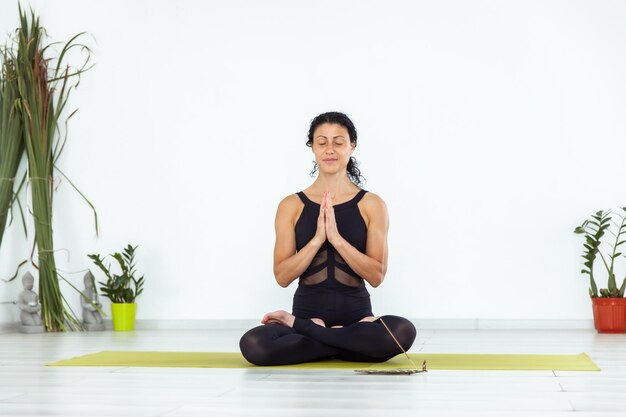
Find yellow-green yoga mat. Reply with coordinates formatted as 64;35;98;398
47;351;600;371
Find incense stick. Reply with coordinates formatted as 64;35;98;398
378;317;420;371
354;318;426;375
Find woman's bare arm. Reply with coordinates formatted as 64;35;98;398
272;195;325;288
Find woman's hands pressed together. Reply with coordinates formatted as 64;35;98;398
313;191;344;247
322;192;343;246
312;193;327;246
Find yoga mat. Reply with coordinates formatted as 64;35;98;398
47;351;600;371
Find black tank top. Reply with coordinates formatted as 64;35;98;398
295;189;368;289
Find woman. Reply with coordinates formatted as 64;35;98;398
239;112;416;366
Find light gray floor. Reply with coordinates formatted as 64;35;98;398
0;327;625;416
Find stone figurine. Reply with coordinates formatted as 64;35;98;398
18;272;45;333
81;271;105;331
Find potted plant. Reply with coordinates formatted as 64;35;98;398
88;245;144;331
574;208;626;333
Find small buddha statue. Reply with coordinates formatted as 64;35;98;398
81;271;105;331
18;272;45;333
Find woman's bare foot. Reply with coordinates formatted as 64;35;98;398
261;310;295;328
310;318;326;327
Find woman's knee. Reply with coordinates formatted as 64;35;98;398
378;315;417;351
239;324;293;366
239;326;273;366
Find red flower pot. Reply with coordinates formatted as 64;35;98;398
592;297;626;333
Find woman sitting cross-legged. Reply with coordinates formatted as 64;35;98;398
239;111;416;366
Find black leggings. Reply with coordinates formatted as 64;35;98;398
239;315;416;366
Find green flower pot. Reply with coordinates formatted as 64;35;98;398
111;303;137;331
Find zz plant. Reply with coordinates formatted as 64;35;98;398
88;245;144;303
574;208;626;298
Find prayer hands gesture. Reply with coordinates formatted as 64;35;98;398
313;191;343;247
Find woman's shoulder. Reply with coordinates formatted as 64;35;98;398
276;193;305;216
361;190;387;209
277;193;303;208
275;193;305;226
360;191;388;224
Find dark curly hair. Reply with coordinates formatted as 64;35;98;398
306;111;365;187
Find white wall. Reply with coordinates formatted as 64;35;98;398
1;0;625;326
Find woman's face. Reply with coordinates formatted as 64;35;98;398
311;123;355;175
